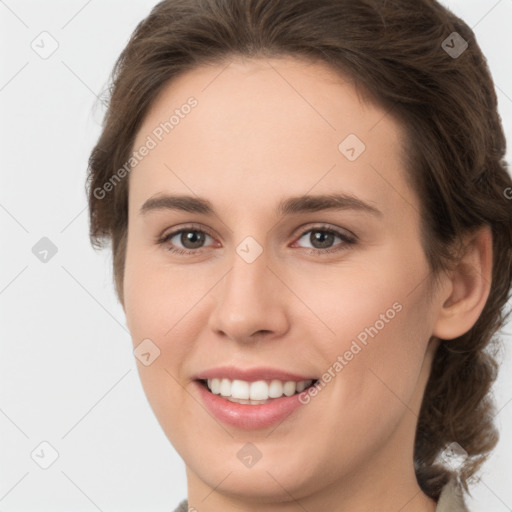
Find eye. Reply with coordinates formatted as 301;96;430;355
157;225;216;255
157;224;356;256
292;225;356;255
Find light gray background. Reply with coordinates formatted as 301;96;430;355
1;1;511;510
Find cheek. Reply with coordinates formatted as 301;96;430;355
289;241;430;353
298;244;432;421
122;242;221;391
297;296;431;477
123;241;209;338
123;246;203;447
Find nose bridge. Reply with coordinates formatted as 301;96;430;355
208;236;288;340
224;227;271;296
224;240;273;311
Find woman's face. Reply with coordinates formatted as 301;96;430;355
123;57;443;506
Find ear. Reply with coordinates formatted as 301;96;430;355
432;225;493;340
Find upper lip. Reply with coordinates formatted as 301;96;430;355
193;366;317;382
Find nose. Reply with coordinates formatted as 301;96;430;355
207;244;290;344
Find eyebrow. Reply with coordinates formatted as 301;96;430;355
139;193;382;218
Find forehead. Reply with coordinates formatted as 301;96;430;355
130;56;416;222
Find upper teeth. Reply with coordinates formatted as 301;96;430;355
207;378;313;400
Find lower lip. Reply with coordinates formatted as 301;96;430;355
194;380;308;430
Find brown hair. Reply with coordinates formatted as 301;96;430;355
87;0;512;501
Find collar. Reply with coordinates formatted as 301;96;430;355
435;477;469;512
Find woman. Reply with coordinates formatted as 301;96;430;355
87;0;512;510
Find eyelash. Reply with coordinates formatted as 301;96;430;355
156;223;356;256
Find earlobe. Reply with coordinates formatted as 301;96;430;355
432;225;493;340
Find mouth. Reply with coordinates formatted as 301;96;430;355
197;378;320;405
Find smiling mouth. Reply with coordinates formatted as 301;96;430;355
198;378;319;405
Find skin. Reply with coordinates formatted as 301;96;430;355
122;56;492;511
